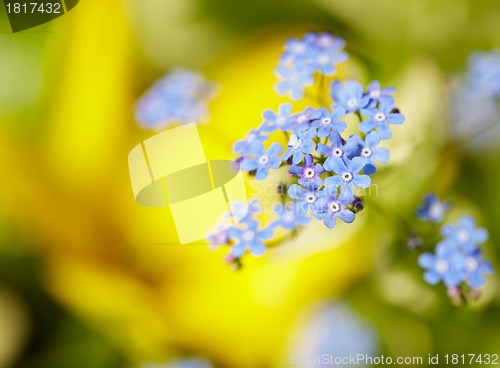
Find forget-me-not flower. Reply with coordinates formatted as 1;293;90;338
289;154;325;186
310;106;347;138
283;128;317;164
229;220;274;257
359;100;405;140
240;142;283;180
416;194;449;223
324;156;371;197
330;80;370;113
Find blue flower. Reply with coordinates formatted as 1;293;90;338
289;107;318;133
229;220;274;257
287;182;324;219
441;216;489;253
352;131;390;175
135;69;218;129
318;191;355;229
330;80;370;113
462;249;494;289
365;80;395;106
465;50;500;100
316;132;346;158
280;36;310;65
283;128;317;164
233;129;269;155
416;194;449;223
306;33;348;76
240;142;283;180
275;64;314;100
271;203;311;230
310;106;347;138
289;154;325;186
359;100;405;139
323;156;371;197
418;241;466;287
261;103;294;132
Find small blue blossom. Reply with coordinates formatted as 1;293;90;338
287;183;324;219
271;203;311;230
310;106;347;137
416;194;449;223
135;69;218;129
462;249;494;289
330;80;370;113
240;142;283;180
233;129;269;155
465;50;500;99
364;80;396;107
318;191;355;229
228;220;274;257
283;128;317;164
359;100;405;139
261;103;294;132
441;216;489;253
316;131;346;158
275;64;314;100
418;241;467;287
289;107;319;133
348;132;390;175
324;156;371;197
289;154;325;186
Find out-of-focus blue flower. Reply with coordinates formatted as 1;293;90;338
324;156;371;197
275;32;348;100
135;69;218;129
365;80;395;106
261;103;294;132
283;128;317;164
330;80;369;113
287;183;324;219
288;302;378;368
441;216;489;253
233;129;269;155
465;50;500;100
310;106;347;137
240;142;283;180
416;194;449;223
289;154;325;186
229;220;274;257
359;100;405;139
352;132;390;175
418;241;466;287
462;249;494;289
275;64;314;100
271;203;311;230
316;131;345;158
289;107;318;133
318;191;355;229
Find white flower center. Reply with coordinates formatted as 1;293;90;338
457;230;470;243
306;193;316;204
242;231;254;242
465;257;478;272
333;148;343;157
277;117;286;126
304;168;315;179
361;148;372;157
284;213;294;222
342;172;353;182
292;43;306;54
297;115;308;124
259;155;269;165
370;90;381;99
321;117;332;125
436;260;449;274
247;133;256;142
347;98;357;108
318;53;330;65
329;201;341;213
428;203;444;219
289;73;299;83
375;112;386;122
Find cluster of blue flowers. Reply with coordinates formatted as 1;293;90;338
416;195;493;296
135;68;218;130
208;31;405;261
